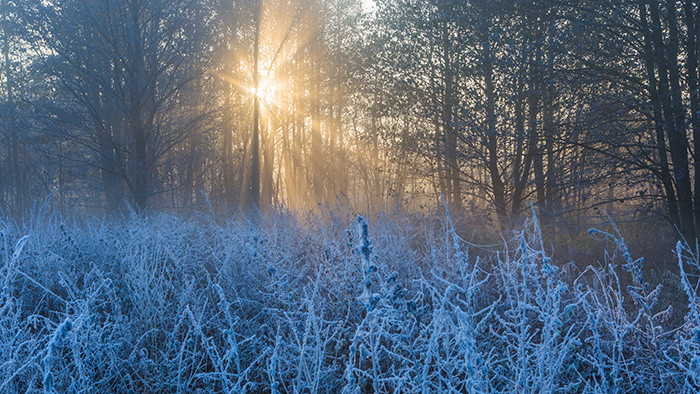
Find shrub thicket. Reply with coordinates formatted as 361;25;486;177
0;208;697;392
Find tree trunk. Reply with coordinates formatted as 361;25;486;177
640;0;680;228
666;0;694;238
649;0;694;239
543;44;556;219
442;19;461;211
684;0;700;231
512;48;540;221
250;2;261;212
484;41;507;227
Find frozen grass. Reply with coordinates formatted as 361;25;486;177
0;207;697;392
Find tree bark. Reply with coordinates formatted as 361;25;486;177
649;0;694;239
251;1;261;211
640;0;680;228
484;40;507;227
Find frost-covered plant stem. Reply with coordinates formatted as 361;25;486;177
43;318;72;394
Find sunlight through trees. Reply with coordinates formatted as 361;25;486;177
1;0;700;238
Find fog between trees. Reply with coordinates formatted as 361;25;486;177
1;0;698;239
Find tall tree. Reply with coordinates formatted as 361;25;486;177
39;0;219;211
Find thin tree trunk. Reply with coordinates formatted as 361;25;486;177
543;44;556;218
484;40;507;227
442;19;461;211
684;0;700;230
512;48;540;221
649;0;694;239
640;0;680;228
251;1;261;211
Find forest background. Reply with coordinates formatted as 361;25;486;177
1;0;697;268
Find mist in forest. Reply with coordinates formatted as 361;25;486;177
0;0;694;239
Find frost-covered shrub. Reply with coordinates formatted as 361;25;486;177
0;207;693;392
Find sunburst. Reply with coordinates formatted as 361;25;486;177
248;74;279;106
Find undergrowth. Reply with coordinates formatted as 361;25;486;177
0;207;697;392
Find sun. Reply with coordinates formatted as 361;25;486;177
249;75;278;106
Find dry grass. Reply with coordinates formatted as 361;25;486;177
0;207;696;392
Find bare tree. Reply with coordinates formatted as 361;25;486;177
38;0;219;211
